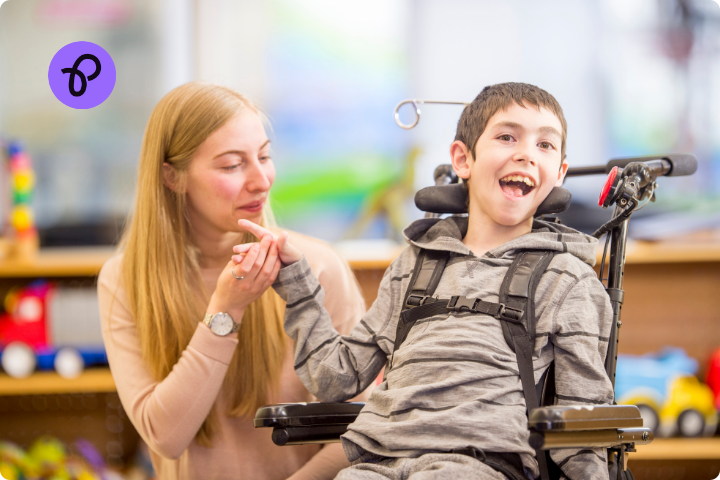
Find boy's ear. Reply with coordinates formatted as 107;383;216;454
162;162;180;192
450;140;473;181
554;160;569;187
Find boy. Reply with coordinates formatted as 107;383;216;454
243;83;614;480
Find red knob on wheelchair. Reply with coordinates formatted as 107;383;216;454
598;166;620;208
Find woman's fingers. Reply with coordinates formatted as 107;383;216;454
232;243;254;254
238;219;275;241
264;254;282;290
251;235;274;273
259;241;279;282
232;242;260;279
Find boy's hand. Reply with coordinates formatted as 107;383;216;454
237;219;302;265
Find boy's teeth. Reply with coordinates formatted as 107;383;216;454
501;175;535;187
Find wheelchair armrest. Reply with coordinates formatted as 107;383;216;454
528;405;654;450
254;402;364;446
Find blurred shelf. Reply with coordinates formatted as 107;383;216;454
622;240;720;265
0;242;716;277
0;247;115;277
631;438;720;460
347;240;720;270
348;259;400;270
0;368;115;395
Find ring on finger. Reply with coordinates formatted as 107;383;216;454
231;266;244;280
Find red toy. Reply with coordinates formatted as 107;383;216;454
707;348;720;410
0;281;53;349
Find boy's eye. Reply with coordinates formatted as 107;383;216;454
539;142;555;150
498;134;513;142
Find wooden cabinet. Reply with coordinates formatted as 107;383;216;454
0;247;137;468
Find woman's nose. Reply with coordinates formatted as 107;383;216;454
246;161;271;192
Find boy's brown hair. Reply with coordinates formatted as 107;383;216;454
455;82;568;161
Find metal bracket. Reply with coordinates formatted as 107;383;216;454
394;99;469;129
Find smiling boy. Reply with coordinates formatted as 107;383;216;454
257;83;614;480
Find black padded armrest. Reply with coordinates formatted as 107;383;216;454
528;405;653;450
529;405;643;431
254;402;364;446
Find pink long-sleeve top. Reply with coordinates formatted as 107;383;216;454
98;233;367;480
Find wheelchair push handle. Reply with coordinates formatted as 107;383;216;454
566;153;697;178
606;153;697;177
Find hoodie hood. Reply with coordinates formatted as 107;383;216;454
403;215;599;267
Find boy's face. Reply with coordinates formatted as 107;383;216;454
451;103;568;228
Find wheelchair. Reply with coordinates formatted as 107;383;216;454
254;138;697;478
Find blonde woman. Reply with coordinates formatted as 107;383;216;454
98;82;367;480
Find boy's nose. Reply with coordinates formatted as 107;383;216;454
512;145;537;166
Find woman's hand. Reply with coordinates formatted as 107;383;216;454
207;234;281;322
237;219;302;265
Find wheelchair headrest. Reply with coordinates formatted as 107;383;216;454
415;183;572;217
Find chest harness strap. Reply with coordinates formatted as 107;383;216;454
391;248;557;480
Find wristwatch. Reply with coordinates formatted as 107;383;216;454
202;312;240;336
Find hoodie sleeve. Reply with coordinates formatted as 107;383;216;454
272;255;398;402
548;272;615;480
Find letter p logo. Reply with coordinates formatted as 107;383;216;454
49;42;115;109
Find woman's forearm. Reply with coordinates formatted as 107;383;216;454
102;306;237;458
286;443;350;480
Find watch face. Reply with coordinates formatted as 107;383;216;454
211;313;234;336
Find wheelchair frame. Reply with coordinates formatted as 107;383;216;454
255;153;698;477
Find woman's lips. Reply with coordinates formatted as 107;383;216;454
238;200;264;212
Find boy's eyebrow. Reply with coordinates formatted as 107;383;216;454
492;121;562;139
539;126;562;139
213;139;271;159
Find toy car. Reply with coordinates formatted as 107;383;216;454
0;281;107;378
615;348;718;437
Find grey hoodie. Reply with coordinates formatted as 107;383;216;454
273;216;614;480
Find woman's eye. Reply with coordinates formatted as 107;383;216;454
259;156;272;163
222;164;240;171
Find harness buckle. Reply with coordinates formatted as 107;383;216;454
497;304;523;322
448;295;477;312
405;294;431;308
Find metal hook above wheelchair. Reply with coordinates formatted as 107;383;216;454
394;99;469;129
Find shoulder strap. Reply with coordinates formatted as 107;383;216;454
498;250;556;480
402;249;449;311
499;251;556;352
391;249;450;364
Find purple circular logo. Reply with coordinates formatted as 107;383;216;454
48;41;115;109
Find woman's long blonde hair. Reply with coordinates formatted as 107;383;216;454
118;82;286;446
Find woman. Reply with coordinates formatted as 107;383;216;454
98;82;367;480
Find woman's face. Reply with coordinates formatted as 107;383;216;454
183;109;275;235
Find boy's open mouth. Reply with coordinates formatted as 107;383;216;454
499;174;536;197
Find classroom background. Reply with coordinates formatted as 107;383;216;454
0;1;719;479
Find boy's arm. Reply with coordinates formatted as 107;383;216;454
273;255;396;402
548;272;615;480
